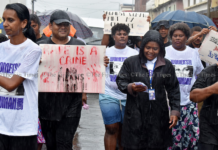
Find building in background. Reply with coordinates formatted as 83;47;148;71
82;18;104;45
146;0;184;22
183;0;207;14
120;4;135;12
135;0;148;12
183;0;218;28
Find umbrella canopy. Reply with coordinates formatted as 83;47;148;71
37;9;93;39
0;18;3;29
151;10;216;29
0;23;3;29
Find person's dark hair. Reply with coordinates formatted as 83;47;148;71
0;34;8;43
169;23;191;39
5;3;36;42
190;26;202;34
111;24;130;36
187;66;193;77
30;14;41;27
140;30;165;60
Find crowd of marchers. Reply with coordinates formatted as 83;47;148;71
0;2;218;150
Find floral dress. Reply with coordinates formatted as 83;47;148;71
37;119;46;143
168;103;199;150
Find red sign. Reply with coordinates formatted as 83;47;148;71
213;18;218;28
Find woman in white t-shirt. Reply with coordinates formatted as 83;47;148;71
99;24;138;150
0;3;41;150
165;23;204;150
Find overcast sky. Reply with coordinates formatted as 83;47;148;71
27;0;135;19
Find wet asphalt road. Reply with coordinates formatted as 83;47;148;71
42;93;105;150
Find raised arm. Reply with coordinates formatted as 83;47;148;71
101;34;110;46
101;13;110;46
186;28;209;45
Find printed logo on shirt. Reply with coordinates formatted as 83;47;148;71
0;62;24;96
171;60;193;85
0;96;23;110
109;57;127;82
0;62;20;74
0;62;24;110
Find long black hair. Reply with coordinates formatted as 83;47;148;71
5;3;36;42
0;34;8;43
140;30;165;61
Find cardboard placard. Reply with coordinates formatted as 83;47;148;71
199;30;218;65
104;11;149;36
38;44;106;93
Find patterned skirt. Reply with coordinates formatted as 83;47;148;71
37;118;46;143
168;102;199;150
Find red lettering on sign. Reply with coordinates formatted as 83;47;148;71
76;47;79;55
59;56;87;65
75;57;80;64
66;56;71;64
58;46;70;55
79;47;84;55
59;46;61;54
76;46;85;55
82;57;86;65
59;56;65;65
90;47;97;55
64;49;69;55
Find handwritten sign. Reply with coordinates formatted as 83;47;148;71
38;45;106;93
104;11;149;36
199;30;218;65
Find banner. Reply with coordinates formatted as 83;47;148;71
213;18;218;28
104;11;149;36
199;30;218;65
38;45;106;93
211;0;218;8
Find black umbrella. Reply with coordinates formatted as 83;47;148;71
37;9;93;39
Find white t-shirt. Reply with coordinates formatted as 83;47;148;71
0;39;42;136
146;57;157;79
104;46;139;100
165;45;204;105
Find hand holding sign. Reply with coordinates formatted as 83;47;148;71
209;26;218;32
201;28;209;35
